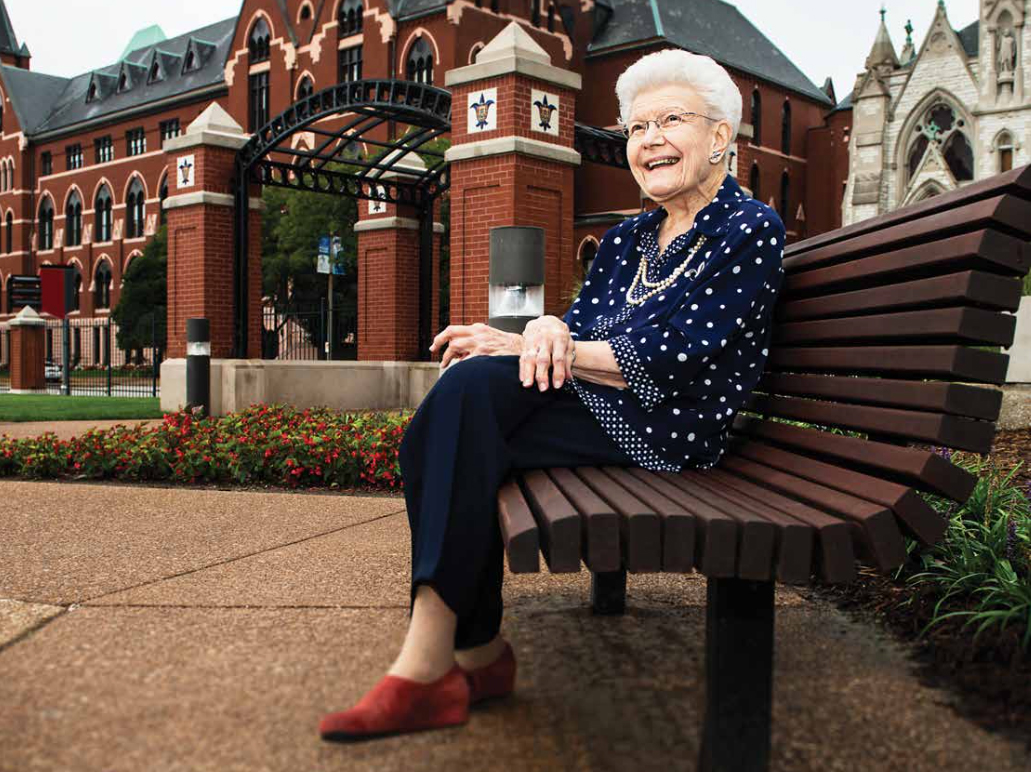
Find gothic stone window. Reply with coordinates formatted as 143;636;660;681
339;0;363;36
996;131;1014;173
65;191;83;247
249;17;271;63
406;38;434;85
297;75;314;100
94;260;112;310
126;178;145;239
38;197;55;250
906;101;973;184
95;185;113;242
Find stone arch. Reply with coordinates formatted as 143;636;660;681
577;235;599;276
468;42;486;65
91;176;116;207
122;171;150;201
61;183;86;211
894;87;974;199
122;248;145;280
244;9;277;44
88;254;114;292
399;28;441;77
296;0;315;24
294;70;317;100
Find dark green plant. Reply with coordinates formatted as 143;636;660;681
112;224;167;358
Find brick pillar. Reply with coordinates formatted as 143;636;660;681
354;152;445;361
444;22;582;326
163;103;261;359
8;306;46;393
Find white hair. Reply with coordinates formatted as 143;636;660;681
616;49;742;141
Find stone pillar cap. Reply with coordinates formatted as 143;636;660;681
445;21;581;90
187;102;245;135
373;148;428;181
475;21;551;66
9;305;46;326
165;101;249;151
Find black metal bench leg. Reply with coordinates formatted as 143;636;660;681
699;577;775;772
590;570;626;615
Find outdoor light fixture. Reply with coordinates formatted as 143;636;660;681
488;226;545;334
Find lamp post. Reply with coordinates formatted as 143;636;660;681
487;226;545;333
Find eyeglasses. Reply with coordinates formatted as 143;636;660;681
621;111;717;140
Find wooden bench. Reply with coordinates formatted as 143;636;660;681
496;165;1030;772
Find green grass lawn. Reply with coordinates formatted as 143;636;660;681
0;395;166;422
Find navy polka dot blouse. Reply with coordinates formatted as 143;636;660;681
561;173;786;471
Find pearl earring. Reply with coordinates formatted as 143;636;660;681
709;151;723;164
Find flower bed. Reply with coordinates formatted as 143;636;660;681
0;404;410;492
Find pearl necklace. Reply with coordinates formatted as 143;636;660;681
625;231;706;306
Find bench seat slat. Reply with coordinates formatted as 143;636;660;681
498;479;539;573
772;306;1017;347
783;195;1029;272
624;468;739;577
730;439;946;546
679;472;814;584
575;466;662;572
745;393;996;453
520;470;582;573
768;344;1009;384
754;373;1002;421
784;166;1029;256
546;468;621;572
703;470;856;584
732;415;976;502
600;466;696;572
778;270;1023;320
717;455;907;571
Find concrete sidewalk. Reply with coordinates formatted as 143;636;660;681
0;479;1026;772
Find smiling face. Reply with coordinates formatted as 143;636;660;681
625;83;727;204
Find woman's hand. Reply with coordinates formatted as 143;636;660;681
519;315;575;391
429;323;522;370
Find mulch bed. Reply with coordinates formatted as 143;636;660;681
806;428;1030;740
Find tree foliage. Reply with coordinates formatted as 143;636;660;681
112;224;167;356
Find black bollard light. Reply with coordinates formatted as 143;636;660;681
186;318;211;419
487;226;545;334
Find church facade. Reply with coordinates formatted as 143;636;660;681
843;0;1030;225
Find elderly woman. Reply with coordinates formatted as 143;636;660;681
319;48;784;741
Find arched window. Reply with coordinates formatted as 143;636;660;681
749;163;761;200
532;0;541;26
579;239;597;277
65;191;83;247
159;176;168;227
779;171;790;221
750;89;761;145
781;101;791;155
248;17;271;63
71;266;82;312
126;178;145;239
38;197;55;250
905;101;973;183
5;212;11;254
406;37;434;85
547;3;556;31
339;0;363;36
297;75;314;100
996;131;1014;173
94;261;112;310
95;185;113;242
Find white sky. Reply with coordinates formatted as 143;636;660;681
5;0;981;103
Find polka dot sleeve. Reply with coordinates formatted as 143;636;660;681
608;215;785;413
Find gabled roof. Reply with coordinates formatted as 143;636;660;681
587;0;832;105
956;20;979;58
2;16;235;138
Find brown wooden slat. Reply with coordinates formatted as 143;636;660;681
746;393;996;454
626;468;738;577
785;166;1029;256
754;373;1003;421
731;439;946;546
600;467;695;572
784;195;1029;272
681;471;814;584
782;229;1027;295
768;344;1010;384
671;472;777;580
498;478;539;573
576;466;662;572
718;455;907;571
772;306;1017;347
519;470;581;572
546;468;620;572
703;469;857;584
732;415;976;502
777;270;1024;320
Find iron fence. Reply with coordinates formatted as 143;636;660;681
262;300;357;360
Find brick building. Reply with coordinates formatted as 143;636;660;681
0;0;849;337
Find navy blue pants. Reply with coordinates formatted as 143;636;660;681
398;354;634;649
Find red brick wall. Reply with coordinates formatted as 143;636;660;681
10;323;45;389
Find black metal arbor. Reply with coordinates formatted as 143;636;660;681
231;77;630;360
232;79;453;359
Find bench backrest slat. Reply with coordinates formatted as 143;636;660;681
768;344;1010;383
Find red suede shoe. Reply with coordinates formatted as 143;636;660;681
319;664;470;742
459;641;517;705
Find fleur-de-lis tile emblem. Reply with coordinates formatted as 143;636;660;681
533;94;557;130
470;92;496;129
178;156;194;186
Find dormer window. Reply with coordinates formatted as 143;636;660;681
184;50;196;71
87;82;98;101
118;72;128;91
150;60;161;82
249;18;271;63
